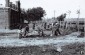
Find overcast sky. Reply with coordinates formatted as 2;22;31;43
0;0;85;18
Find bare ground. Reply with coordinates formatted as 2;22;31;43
0;32;85;55
0;42;85;55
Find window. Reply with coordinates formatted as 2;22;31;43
71;23;76;24
79;23;84;25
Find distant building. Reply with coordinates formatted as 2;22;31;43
0;0;24;29
60;18;84;31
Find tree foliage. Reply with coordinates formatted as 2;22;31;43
57;13;66;21
27;7;46;21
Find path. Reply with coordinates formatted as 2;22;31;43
0;32;85;47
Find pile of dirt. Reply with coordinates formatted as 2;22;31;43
60;28;73;36
77;32;85;37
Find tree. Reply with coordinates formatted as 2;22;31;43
27;7;46;21
57;13;67;21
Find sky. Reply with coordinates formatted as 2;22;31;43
0;0;85;18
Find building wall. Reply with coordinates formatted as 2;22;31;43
0;7;24;29
0;8;9;29
9;9;21;29
0;0;24;29
61;18;84;31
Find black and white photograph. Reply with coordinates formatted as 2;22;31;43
0;0;85;55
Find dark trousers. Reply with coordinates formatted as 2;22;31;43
55;29;61;36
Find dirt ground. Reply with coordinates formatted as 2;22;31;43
0;42;85;55
0;31;84;55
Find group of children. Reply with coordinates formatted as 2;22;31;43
19;22;61;38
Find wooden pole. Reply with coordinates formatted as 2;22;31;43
54;10;55;19
84;16;85;37
76;9;80;33
77;10;80;32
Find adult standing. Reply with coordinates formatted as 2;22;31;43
24;24;29;37
53;22;61;36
